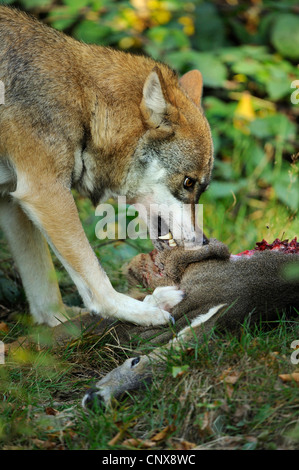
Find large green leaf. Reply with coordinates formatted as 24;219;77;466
250;114;296;140
192;2;226;51
271;14;299;59
208;180;248;199
20;0;52;7
74;20;112;44
166;51;227;87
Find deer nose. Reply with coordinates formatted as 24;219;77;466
202;233;209;245
82;388;105;410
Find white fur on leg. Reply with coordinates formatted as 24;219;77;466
176;304;227;341
143;286;184;311
0;198;67;326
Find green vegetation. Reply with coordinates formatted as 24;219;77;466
0;0;298;450
0;317;298;449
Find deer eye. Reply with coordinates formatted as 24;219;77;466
183;176;196;190
131;357;140;367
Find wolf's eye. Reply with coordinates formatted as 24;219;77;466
183;177;196;190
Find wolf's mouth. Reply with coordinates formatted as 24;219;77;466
154;215;209;249
158;231;177;247
155;215;177;249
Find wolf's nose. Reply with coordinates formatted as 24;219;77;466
82;388;105;410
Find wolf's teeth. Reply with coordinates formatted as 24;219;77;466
169;239;177;247
158;232;172;240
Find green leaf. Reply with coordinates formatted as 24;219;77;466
249;114;296;140
273;177;299;211
48;8;78;31
192;2;226;51
204;96;233;117
74;20;112;44
208;180;248;199
172;365;189;378
232;59;264;76
219;45;271;64
192;53;227;88
146;26;190;58
266;80;291;101
166;51;227;88
64;0;90;8
271;14;299;59
20;0;52;8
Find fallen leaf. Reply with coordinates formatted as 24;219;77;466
122;438;156;449
226;384;234;398
220;368;241;398
0;322;9;333
185;347;195;356
279;373;299;383
198;411;214;437
45;407;59;416
151;424;176;442
234;404;251;420
32;439;57;450
172;440;197;450
108;431;123;446
220;369;240;385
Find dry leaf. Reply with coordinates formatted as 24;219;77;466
198;411;214;437
122;438;156;449
32;439;57;450
220;368;240;398
173;440;197;450
279;373;299;383
151;424;176;442
108;431;123;446
234;404;250;420
226;384;234;398
0;322;9;333
45;407;59;416
221;370;240;385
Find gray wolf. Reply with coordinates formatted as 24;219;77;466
0;6;213;327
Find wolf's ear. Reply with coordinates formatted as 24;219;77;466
141;66;171;130
179;70;203;106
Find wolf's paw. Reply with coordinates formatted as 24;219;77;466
143;286;184;312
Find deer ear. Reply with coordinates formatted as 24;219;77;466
179;70;203;106
141;67;170;129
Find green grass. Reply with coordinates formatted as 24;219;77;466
0;302;298;450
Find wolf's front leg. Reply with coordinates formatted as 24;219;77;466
0;197;68;326
12;177;182;326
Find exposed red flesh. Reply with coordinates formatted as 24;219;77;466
235;238;299;256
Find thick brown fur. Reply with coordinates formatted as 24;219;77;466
0;6;213;327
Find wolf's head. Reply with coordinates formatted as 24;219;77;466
126;67;213;248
